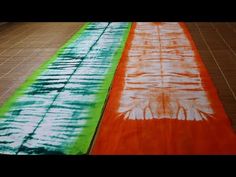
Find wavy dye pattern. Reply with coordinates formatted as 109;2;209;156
0;22;131;154
92;22;236;154
118;22;213;121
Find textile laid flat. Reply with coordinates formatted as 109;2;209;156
0;22;236;155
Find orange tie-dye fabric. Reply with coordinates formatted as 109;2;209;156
91;22;236;154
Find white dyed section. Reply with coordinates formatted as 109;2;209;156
118;22;214;121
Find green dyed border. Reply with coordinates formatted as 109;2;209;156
0;22;91;118
66;23;132;155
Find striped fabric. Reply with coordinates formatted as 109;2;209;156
0;22;236;155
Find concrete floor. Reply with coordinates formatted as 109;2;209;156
0;22;235;131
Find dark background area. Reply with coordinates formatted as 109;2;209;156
0;0;235;21
0;0;236;172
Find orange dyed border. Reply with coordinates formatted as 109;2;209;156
91;23;236;155
180;22;233;126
